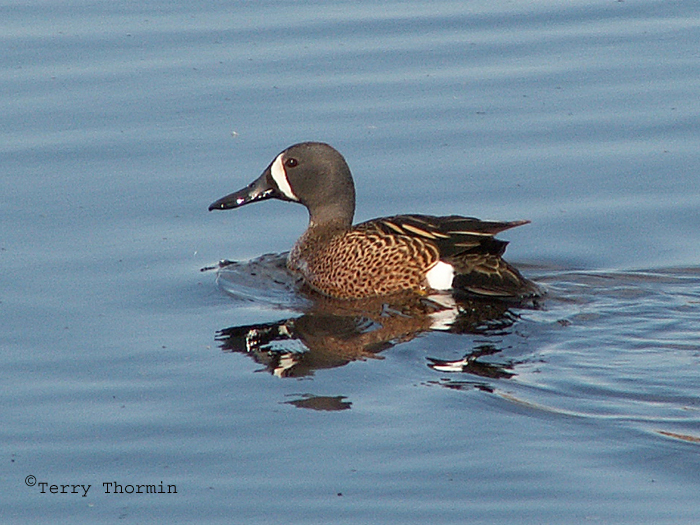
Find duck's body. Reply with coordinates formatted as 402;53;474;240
286;214;534;299
210;142;537;300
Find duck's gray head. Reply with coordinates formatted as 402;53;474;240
209;142;356;227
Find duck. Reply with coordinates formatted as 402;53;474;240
209;142;538;300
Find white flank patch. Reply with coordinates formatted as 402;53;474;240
425;261;454;290
270;154;299;201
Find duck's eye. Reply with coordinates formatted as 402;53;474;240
285;158;298;168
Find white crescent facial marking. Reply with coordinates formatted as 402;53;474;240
270;153;299;201
425;261;454;290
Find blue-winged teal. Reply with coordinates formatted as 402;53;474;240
209;142;538;300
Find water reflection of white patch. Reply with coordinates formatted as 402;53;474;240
273;353;302;378
426;293;459;331
428;357;470;372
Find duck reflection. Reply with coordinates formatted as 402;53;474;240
212;256;531;381
283;394;352;411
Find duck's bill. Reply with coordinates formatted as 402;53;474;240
208;171;281;211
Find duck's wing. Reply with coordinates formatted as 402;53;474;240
359;214;527;257
357;214;538;298
449;252;539;298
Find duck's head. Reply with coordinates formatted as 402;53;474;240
209;142;356;227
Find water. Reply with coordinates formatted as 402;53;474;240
2;1;700;523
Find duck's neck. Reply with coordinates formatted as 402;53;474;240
307;201;354;230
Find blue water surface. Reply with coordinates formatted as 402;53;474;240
2;1;700;523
